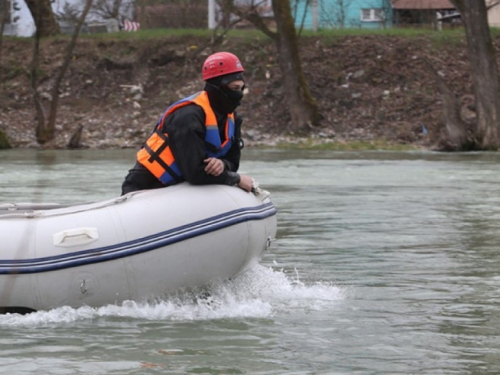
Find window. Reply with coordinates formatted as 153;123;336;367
360;8;384;22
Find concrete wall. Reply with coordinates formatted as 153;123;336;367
487;0;500;28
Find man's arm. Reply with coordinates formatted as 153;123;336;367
166;105;241;186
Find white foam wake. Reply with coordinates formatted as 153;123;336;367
0;265;344;326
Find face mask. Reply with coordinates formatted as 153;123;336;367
206;83;244;114
221;86;244;107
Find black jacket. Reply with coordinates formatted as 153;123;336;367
121;100;243;194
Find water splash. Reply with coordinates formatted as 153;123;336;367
0;265;344;326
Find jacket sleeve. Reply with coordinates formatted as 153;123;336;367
220;113;242;172
165;105;240;186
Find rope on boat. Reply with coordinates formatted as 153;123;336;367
0;184;271;219
0;193;137;220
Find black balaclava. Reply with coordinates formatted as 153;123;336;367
204;72;245;115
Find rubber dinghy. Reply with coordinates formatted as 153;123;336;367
0;183;277;313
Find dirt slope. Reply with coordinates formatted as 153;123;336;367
0;33;476;149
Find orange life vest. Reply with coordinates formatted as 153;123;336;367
137;91;235;185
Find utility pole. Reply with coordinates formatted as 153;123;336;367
312;0;318;32
208;0;216;29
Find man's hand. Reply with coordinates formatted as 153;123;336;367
237;174;253;192
204;157;224;176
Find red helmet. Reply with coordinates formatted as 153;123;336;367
202;52;244;81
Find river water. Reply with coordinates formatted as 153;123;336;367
1;148;500;374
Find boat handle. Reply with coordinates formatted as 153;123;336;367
53;227;99;247
266;236;275;249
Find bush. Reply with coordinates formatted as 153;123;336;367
0;129;11;149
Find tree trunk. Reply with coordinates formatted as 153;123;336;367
139;0;147;30
0;0;8;42
226;0;319;133
271;0;319;132
0;128;11;149
67;124;83;149
35;0;93;145
426;60;474;150
24;0;60;37
31;24;46;143
0;0;9;81
452;0;500;149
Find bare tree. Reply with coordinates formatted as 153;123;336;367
92;0;124;20
0;0;9;150
54;2;83;26
210;0;243;42
290;0;312;35
225;0;319;132
486;0;500;10
91;0;134;23
436;0;500;150
24;0;60;37
138;0;146;29
0;0;10;73
0;129;10;148
426;59;474;151
1;1;13;147
31;0;93;145
271;0;319;131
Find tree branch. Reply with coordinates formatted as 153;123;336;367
220;0;277;40
0;0;9;83
31;23;46;141
486;0;500;10
46;0;93;143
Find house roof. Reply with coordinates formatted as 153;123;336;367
391;0;455;10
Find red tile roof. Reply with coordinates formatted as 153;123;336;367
391;0;455;10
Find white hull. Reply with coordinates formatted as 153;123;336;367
0;184;277;312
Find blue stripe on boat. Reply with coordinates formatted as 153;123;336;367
0;202;277;274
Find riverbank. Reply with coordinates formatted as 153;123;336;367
0;29;479;150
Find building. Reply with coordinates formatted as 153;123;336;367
0;0;129;37
391;0;457;27
292;0;393;30
292;0;459;30
487;0;500;28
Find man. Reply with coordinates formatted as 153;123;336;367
121;51;254;195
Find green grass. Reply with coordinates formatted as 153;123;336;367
82;28;214;41
0;25;474;42
30;25;456;41
307;27;467;48
490;27;500;37
64;26;469;56
81;28;274;44
6;25;469;48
